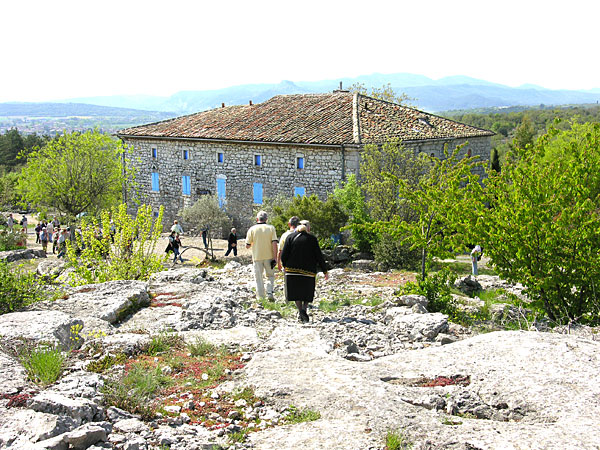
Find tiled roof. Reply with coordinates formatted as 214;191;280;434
118;92;493;145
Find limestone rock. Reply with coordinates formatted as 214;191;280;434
0;310;83;349
0;248;46;263
390;312;449;340
29;391;101;426
0;350;28;395
37;260;67;278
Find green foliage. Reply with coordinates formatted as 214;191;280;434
145;330;183;356
372;234;421;271
269;194;348;242
474;122;600;324
0;171;22;209
511;115;536;150
399;268;457;315
20;344;65;386
332;174;377;252
187;337;217;357
490;147;501;173
0;228;26;251
360;139;431;222
86;353;127;373
181;194;232;239
385;429;413;450
258;297;296;318
370;145;483;280
284;405;321;424
102;364;172;420
18;129;131;219
0;261;50;315
66;204;165;285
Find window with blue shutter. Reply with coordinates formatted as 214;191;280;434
254;155;262;166
182;175;191;195
217;177;226;208
151;172;160;191
296;156;304;169
253;182;263;204
217;152;224;163
294;187;305;197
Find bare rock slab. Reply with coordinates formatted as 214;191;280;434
37;280;149;324
0;350;28;395
0;310;83;349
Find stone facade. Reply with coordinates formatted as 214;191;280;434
121;135;491;234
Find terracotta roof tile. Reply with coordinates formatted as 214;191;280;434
118;93;493;145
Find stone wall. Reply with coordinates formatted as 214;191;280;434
122;135;491;234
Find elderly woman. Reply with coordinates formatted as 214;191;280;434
280;221;328;323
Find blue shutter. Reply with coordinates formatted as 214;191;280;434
217;178;226;207
255;155;262;166
294;187;305;197
253;182;263;204
151;172;160;191
182;176;191;195
297;157;304;169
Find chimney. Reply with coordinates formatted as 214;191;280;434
333;81;349;93
221;103;225;108
249;100;253;106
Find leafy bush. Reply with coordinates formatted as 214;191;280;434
269;194;348;243
0;229;26;251
66;203;165;285
372;234;421;271
20;344;65;385
0;261;50;315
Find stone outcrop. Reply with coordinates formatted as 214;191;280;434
0;264;598;450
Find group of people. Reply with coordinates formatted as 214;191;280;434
34;217;68;256
246;211;328;323
166;220;184;263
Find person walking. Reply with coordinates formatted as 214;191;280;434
35;222;42;243
168;231;184;264
277;216;300;270
224;228;238;256
171;219;184;235
280;221;328;323
246;211;278;301
57;229;68;258
6;214;14;231
20;215;28;234
470;245;482;276
40;227;49;253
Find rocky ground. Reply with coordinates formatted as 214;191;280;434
0;247;599;450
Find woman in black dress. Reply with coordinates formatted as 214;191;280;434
280;222;328;323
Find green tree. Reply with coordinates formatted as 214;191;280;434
181;195;232;241
490;147;501;172
332;174;376;252
67;204;165;284
269;194;348;244
0;129;24;170
360;139;431;222
349;82;413;105
18;130;131;219
371;145;482;280
475;122;600;323
511;115;536;150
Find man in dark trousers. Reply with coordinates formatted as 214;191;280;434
225;228;238;256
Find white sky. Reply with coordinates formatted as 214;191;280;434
1;0;598;102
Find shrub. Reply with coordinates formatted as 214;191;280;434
0;261;50;315
268;194;348;243
145;330;183;356
20;344;65;385
0;229;26;251
181;195;232;239
187;337;216;357
66;203;165;285
372;234;421;271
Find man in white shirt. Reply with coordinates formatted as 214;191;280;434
246;211;278;301
171;220;184;234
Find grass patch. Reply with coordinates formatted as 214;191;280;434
318;292;384;313
86;353;127;373
187;337;216;357
284;405;321;424
20;344;65;386
145;330;184;356
258;298;296;318
385;429;413;450
431;260;497;277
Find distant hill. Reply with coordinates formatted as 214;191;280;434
0;102;174;119
5;73;600;119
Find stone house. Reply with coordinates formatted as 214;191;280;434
117;91;493;232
